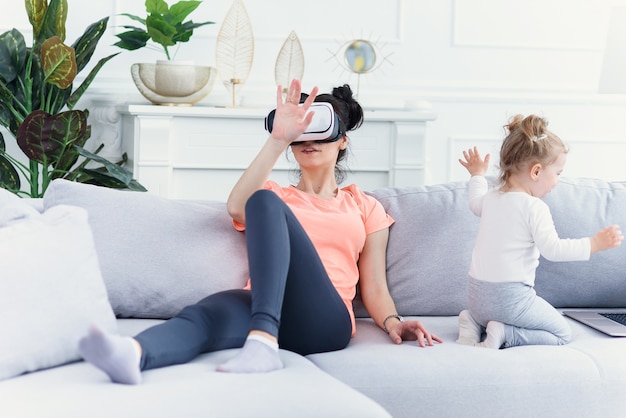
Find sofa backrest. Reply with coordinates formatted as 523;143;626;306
42;177;626;319
537;177;626;308
360;182;478;317
43;179;249;319
361;177;626;317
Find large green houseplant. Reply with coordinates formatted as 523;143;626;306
0;0;145;197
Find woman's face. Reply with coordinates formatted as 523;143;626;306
290;136;348;172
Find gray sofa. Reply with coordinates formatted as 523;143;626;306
1;177;625;418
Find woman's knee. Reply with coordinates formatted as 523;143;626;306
178;290;252;326
246;189;281;212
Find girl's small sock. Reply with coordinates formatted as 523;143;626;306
475;321;506;349
456;310;482;345
217;335;283;373
78;325;142;385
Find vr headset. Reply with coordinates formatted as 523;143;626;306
264;102;343;145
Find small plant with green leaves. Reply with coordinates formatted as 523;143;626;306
0;0;145;197
114;0;214;60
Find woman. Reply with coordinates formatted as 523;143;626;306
78;79;441;384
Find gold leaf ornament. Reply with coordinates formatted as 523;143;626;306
215;0;254;107
275;31;304;93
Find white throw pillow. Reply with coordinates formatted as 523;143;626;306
0;189;116;380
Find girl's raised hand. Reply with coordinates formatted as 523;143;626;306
459;146;490;176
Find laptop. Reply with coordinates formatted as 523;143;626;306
562;310;626;337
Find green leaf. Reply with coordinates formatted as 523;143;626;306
52;121;89;175
118;13;147;25
37;0;68;44
25;0;48;36
169;1;202;25
0;79;18;126
0;131;21;191
0;29;27;84
74;146;146;191
146;0;170;15
146;15;177;47
0;78;14;101
0;153;20;191
124;179;148;192
27;50;45;113
66;52;119;110
114;30;150;51
81;168;147;191
75;146;132;184
72;17;109;74
180;20;215;32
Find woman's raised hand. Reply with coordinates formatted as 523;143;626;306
270;79;319;145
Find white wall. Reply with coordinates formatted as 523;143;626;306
3;0;626;184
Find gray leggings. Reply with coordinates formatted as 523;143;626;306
135;190;352;371
467;277;572;347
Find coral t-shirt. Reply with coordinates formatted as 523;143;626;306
234;181;394;334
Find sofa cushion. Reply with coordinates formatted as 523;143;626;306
363;182;478;316
308;316;626;418
0;318;392;418
536;177;626;307
0;189;116;380
43;179;249;319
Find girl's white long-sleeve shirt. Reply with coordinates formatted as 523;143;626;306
467;176;590;286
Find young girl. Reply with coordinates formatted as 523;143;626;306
457;114;623;349
77;79;441;384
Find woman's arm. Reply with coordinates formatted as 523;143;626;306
359;228;442;346
226;136;288;224
226;80;318;224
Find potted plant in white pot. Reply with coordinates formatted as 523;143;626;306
115;0;217;105
0;0;145;197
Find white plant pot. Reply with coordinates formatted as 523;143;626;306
154;60;198;97
131;61;217;106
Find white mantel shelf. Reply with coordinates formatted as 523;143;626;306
119;104;437;201
122;104;436;122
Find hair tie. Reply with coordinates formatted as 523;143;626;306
532;134;547;142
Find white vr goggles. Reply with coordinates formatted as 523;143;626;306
264;102;343;145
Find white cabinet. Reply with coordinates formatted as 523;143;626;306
120;104;436;201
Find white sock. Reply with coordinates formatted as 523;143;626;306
216;335;283;373
456;310;483;345
475;321;507;349
78;325;142;384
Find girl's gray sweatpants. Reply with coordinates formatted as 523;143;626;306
467;276;572;348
